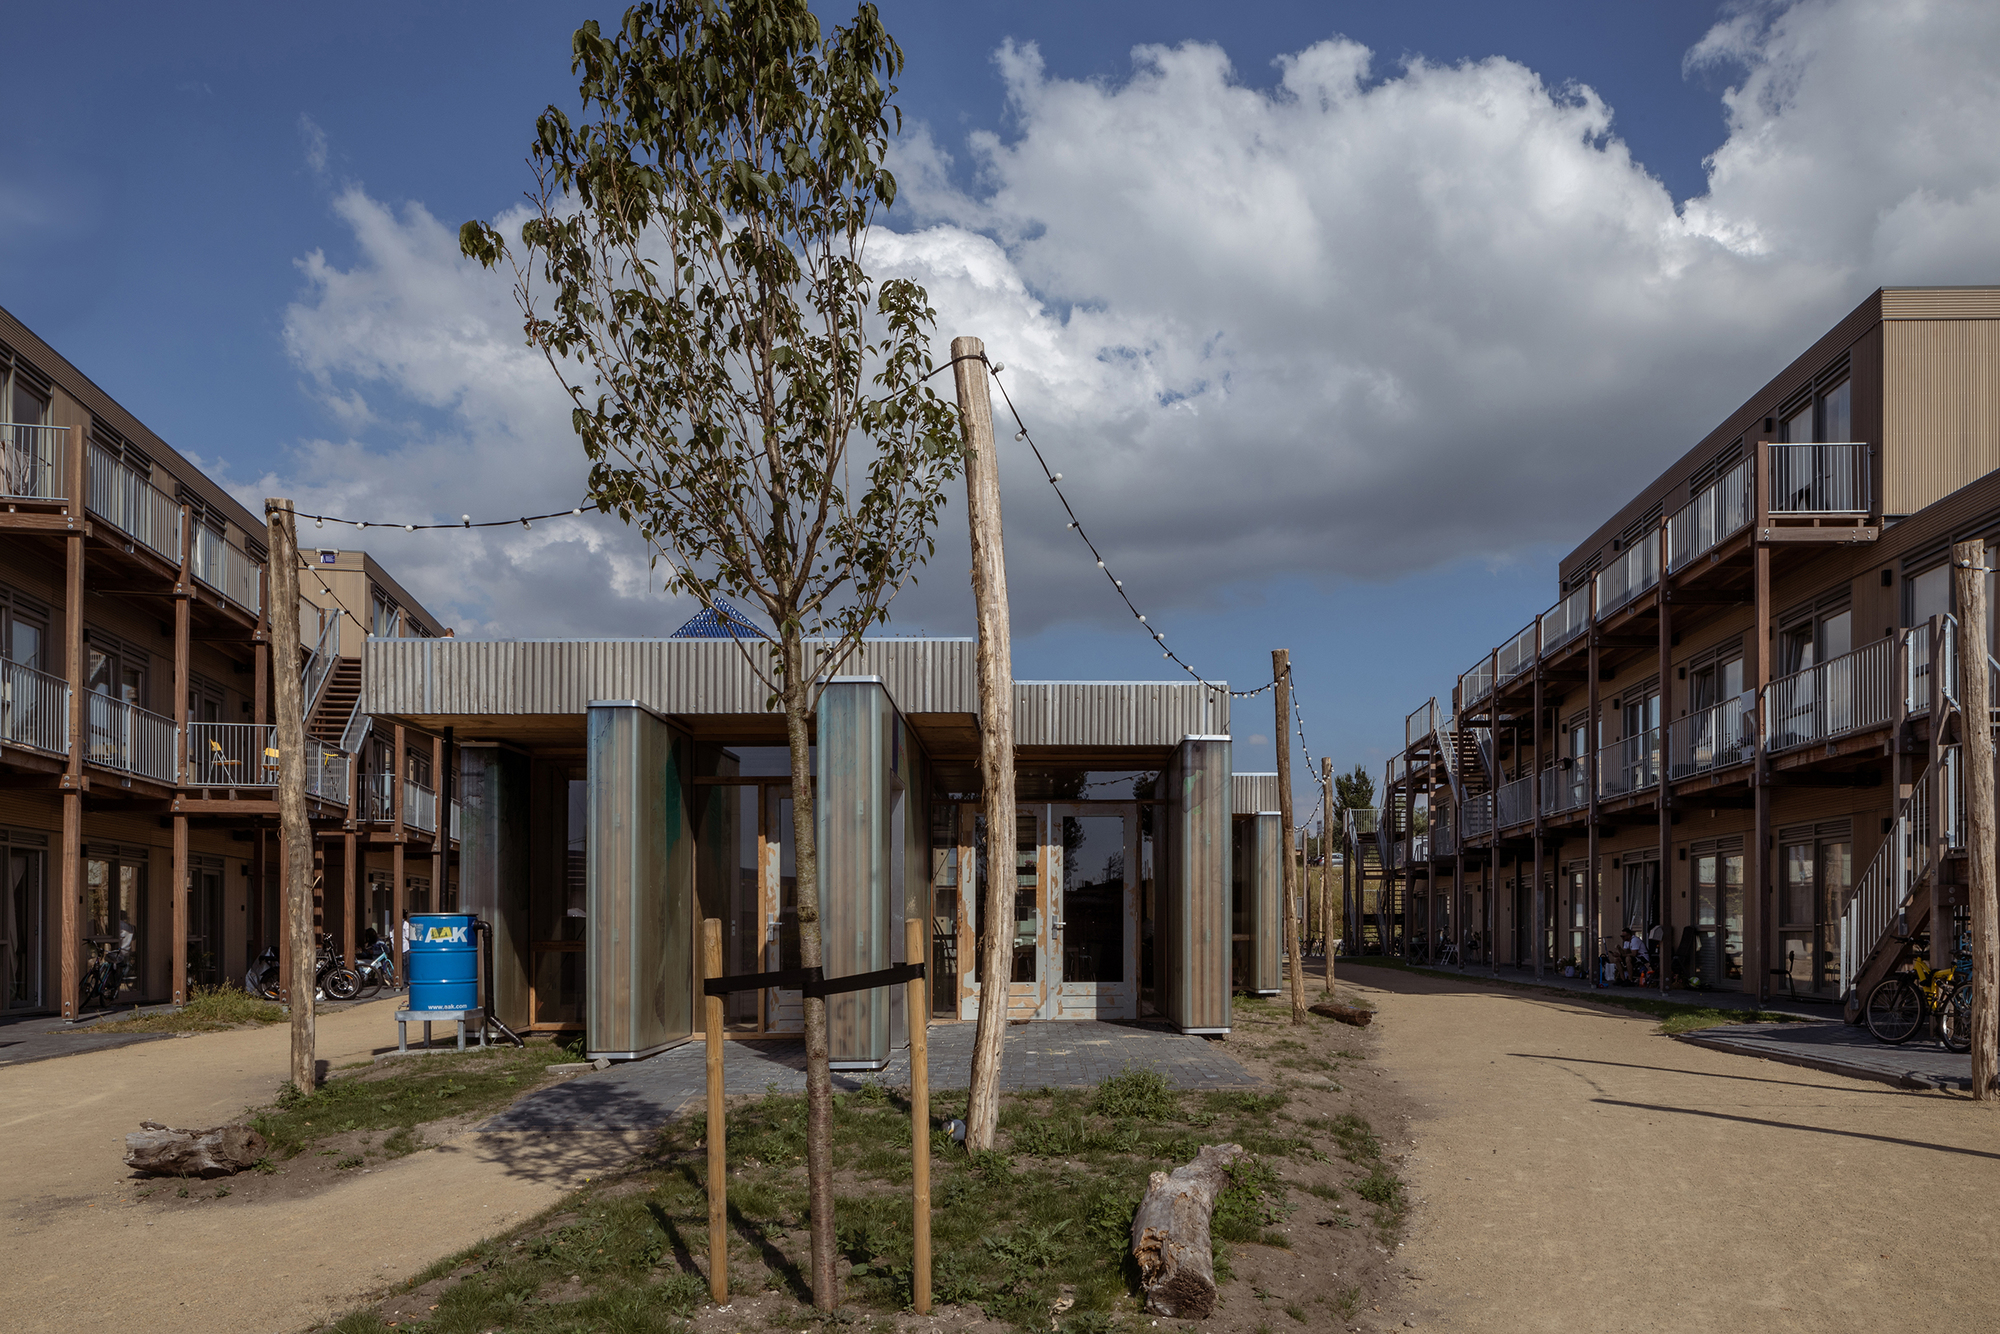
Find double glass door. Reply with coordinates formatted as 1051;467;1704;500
973;804;1140;1020
1691;848;1745;989
3;849;43;1011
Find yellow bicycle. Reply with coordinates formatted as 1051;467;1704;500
1864;933;1971;1050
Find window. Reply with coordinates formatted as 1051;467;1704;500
371;590;400;639
1779;603;1851;673
1781;377;1851;444
187;673;225;725
1907;562;1951;628
1778;824;1850;995
0;589;48;672
8;373;49;429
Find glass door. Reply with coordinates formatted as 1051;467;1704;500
974;809;1048;1019
186;862;224;989
1051;805;1136;1019
4;848;43;1011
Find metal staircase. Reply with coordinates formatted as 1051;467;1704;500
307;658;363;747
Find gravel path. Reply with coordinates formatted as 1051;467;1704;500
1348;967;2000;1332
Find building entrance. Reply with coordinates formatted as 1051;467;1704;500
1051;806;1138;1020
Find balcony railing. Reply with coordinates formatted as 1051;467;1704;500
302;611;343;718
187;723;275;786
1;659;69;754
192;526;263;615
1595;536;1660;619
1667;458;1751;572
1431;803;1455;858
1769;443;1870;515
1667;698;1750;780
0;423;67;500
1461;792;1493;840
86;444;182;564
366;770;395;822
1405;699;1439;750
1496;774;1535;829
1540;759;1589;817
406;779;438;833
1496;623;1537;685
1597;727;1660;800
84;692;178;783
306;747;350;806
1540;585;1590;655
1839;745;1963;996
1459;657;1494;710
450;798;461;840
1765;637;1895;754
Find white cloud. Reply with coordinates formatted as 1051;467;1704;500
299;114;329;177
272;0;2000;642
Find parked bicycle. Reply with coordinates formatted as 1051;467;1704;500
1864;932;1971;1049
242;934;364;1002
351;937;399;999
81;944;128;1011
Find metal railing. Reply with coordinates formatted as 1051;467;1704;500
1496;623;1537;685
306;747;350;805
1405;699;1439;750
0;659;69;754
1765;637;1895;753
1769;443;1870;515
1667;698;1749;780
1540;585;1590;654
1496;774;1535;828
1838;745;1961;996
1666;458;1751;572
0;423;67;499
186;722;275;785
301;611;343;719
192;526;262;615
1596;726;1660;800
1540;758;1589;816
1459;658;1494;710
84;692;178;783
365;770;395;822
86;444;182;564
1595;536;1660;619
1430;802;1455;858
449;798;461;840
1461;792;1493;840
406;779;438;833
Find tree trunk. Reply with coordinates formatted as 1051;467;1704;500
1954;540;1998;1100
1272;651;1306;1024
782;634;839;1306
1131;1142;1245;1319
267;498;315;1094
1309;1000;1373;1027
1322;758;1335;996
953;335;1015;1150
124;1121;268;1177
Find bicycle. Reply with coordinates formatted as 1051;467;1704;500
1863;932;1970;1046
352;939;398;999
81;945;127;1011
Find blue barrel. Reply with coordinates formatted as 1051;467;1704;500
406;913;479;1012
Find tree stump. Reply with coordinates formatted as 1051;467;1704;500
123;1121;268;1177
1131;1142;1245;1318
1308;1001;1372;1027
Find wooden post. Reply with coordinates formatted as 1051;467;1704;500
1322;756;1336;995
951;335;1015;1151
430;733;446;904
267;498;315;1093
392;724;408;975
1751;438;1773;1002
1587;579;1601;984
1532;621;1545;980
703;918;728;1301
342;832;358;967
171;502;192;1006
1272;651;1306;1023
59;423;85;1020
1658;523;1673;994
1953;540;1997;1099
905;917;932;1312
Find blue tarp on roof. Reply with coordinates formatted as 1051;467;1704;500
669;598;769;640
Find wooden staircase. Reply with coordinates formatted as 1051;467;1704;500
308;658;362;747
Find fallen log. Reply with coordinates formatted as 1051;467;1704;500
123;1121;269;1177
1131;1142;1244;1319
1308;1001;1372;1027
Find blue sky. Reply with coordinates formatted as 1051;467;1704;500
5;1;1999;803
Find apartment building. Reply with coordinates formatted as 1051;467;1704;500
1367;286;2000;1012
0;305;456;1019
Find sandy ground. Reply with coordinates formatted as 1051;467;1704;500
1347;966;2000;1332
1;998;640;1334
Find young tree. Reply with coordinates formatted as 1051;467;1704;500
460;0;961;1306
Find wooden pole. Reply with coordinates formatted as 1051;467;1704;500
1322;756;1335;996
267;498;315;1093
905;917;932;1312
59;424;85;1020
1751;439;1773;1002
951;335;1016;1150
1953;540;1997;1099
1272;651;1306;1024
703;918;728;1300
171;502;192;1006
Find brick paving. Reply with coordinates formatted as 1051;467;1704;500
1677;1020;1972;1091
485;1019;1258;1132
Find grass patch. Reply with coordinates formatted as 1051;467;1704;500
1344;955;1808;1033
88;985;284;1034
250;1045;550;1160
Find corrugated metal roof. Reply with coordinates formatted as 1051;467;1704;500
364;637;1229;745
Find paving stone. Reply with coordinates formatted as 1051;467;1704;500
486;1019;1259;1132
1678;1020;1972;1091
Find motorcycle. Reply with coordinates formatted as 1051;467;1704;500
243;937;364;1002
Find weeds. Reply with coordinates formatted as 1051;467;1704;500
249;1045;548;1160
88;985;283;1034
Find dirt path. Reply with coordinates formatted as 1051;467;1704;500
2;999;639;1334
1346;966;2000;1332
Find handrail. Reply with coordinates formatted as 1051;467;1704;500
1667;698;1749;780
1460;657;1494;710
192;526;263;615
0;659;70;754
302;610;343;720
1496;773;1535;828
86;444;183;564
1838;745;1962;996
1666;458;1751;572
1763;637;1894;754
1404;698;1439;750
338;695;373;757
1539;585;1590;654
85;692;178;783
406;778;438;833
1595;536;1660;619
1769;442;1870;515
0;423;68;500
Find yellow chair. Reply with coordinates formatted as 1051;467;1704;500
261;745;280;781
206;738;242;784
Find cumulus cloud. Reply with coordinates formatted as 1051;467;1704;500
271;0;2000;641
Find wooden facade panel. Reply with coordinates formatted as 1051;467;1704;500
1883;319;2000;516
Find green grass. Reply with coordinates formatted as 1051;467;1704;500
89;985;284;1033
250;1045;551;1160
1344;955;1807;1033
322;1064;1396;1334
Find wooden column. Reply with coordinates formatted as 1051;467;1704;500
268;498;314;1093
59;422;86;1020
703;918;727;1302
1658;524;1673;994
906;917;932;1311
1271;650;1306;1022
171;503;192;1007
342;832;359;966
1751;438;1773;1002
1532;622;1545;980
430;733;446;903
392;724;407;968
1587;579;1601;985
1322;755;1336;993
1955;539;1998;1099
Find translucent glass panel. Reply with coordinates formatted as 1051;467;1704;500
817;680;898;1067
459;744;531;1028
1161;736;1231;1033
586;703;693;1059
1060;814;1125;984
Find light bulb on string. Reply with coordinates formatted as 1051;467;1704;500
462;516;471;528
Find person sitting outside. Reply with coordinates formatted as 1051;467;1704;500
1614;928;1636;982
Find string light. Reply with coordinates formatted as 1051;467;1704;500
271;502;592;531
